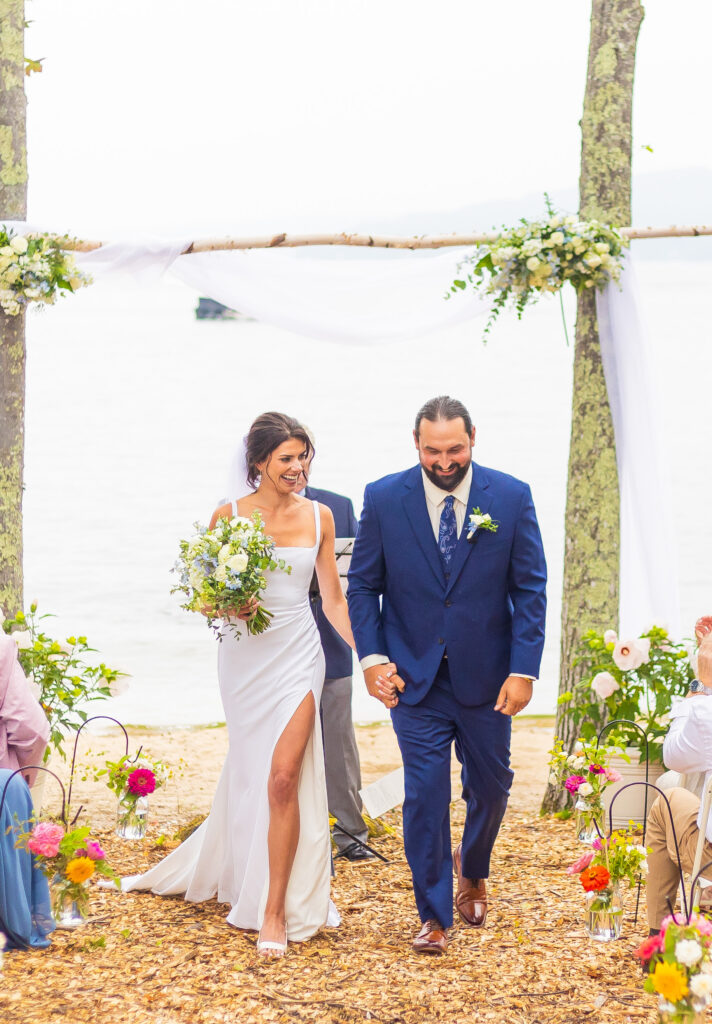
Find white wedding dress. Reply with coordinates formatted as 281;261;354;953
124;500;338;941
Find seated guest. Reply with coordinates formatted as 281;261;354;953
646;617;712;932
0;633;54;949
0;632;50;783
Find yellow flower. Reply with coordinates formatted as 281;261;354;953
65;856;95;884
651;961;689;1003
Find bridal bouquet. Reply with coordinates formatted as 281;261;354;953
172;512;290;637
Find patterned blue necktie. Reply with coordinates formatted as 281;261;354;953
438;495;457;569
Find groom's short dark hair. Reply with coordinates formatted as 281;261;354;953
415;396;473;437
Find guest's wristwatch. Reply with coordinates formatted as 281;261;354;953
689;679;712;695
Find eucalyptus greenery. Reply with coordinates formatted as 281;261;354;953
3;604;126;759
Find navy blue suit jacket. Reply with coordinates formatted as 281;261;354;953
304;485;358;680
347;462;547;707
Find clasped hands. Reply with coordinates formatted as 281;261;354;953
364;663;532;715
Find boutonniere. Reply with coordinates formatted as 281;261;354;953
467;507;499;542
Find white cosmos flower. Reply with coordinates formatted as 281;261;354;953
109;676;130;697
591;671;619;699
12;630;33;650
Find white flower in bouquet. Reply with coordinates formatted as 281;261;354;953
578;782;594;797
676;939;704;966
591;671;619;699
10;235;28;254
227;552;249;573
604;629;618;644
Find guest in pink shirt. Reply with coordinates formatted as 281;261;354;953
0;633;49;784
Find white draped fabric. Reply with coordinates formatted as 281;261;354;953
596;259;679;637
11;225;677;639
169;247;490;344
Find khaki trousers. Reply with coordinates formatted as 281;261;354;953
647;787;712;929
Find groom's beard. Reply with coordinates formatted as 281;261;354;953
421;461;470;492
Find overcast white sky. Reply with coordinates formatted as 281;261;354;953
24;0;712;237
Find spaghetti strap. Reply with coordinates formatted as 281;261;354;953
312;500;321;548
231;499;238;518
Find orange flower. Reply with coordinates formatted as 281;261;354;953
580;864;611;892
65;856;95;884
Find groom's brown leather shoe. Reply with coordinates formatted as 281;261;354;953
453;844;488;927
412;919;448;955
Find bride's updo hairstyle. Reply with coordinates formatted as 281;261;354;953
245;412;314;488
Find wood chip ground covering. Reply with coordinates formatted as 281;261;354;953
1;721;662;1023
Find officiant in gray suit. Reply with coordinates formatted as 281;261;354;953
300;445;374;862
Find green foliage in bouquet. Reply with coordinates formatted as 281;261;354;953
558;625;694;764
172;511;291;638
2;604;127;759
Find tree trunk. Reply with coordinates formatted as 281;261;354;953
0;0;27;619
541;0;644;813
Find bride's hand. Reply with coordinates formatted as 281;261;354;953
233;597;259;621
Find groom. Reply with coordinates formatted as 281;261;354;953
347;396;547;954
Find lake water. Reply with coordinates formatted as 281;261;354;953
20;258;712;726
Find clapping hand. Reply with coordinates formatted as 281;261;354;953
364;663;405;709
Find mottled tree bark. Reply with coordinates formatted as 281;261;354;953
0;0;27;618
541;0;644;813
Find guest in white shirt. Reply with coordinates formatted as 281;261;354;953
647;618;712;931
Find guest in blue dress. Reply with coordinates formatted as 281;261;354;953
0;769;54;949
0;633;54;949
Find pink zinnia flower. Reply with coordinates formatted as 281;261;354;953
564;774;586;793
127;768;156;797
85;840;105;861
27;821;65;858
566;851;595;875
634;933;663;961
592;836;604;851
605;768;622;783
588;764;606;774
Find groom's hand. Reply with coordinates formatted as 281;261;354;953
364;663;404;708
494;675;533;716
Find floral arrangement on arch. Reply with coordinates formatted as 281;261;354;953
548;736;626;834
3;604;128;760
558;625;693;764
447;203;627;336
637;913;712;1021
0;226;91;316
17;820;116;921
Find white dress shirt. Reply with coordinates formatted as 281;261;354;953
664;695;712;843
359;466;534;682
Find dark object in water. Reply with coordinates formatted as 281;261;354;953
195;297;240;320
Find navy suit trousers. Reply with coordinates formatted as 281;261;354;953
390;658;513;928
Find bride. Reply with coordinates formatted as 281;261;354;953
125;412;360;957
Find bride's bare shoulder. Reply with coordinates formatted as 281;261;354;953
209;501;234;529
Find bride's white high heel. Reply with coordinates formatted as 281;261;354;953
257;926;288;958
